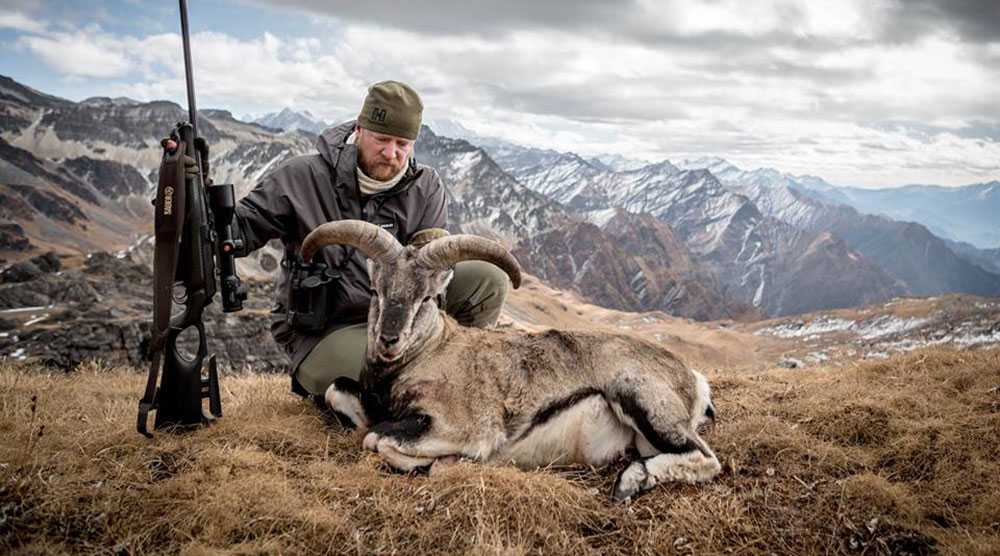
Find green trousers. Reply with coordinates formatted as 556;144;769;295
294;260;509;396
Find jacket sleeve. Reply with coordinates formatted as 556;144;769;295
409;169;448;239
233;170;295;255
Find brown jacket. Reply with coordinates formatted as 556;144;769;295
234;121;447;370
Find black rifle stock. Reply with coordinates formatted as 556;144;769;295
137;0;247;437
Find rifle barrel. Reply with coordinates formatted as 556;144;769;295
179;0;198;137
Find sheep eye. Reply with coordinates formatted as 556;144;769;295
423;296;432;303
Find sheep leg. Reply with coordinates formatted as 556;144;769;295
363;414;465;472
608;382;720;502
366;433;438;471
324;377;370;432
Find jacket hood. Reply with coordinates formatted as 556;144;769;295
316;120;357;168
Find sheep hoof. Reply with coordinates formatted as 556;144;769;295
363;432;380;452
611;461;649;502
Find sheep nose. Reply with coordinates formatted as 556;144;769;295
379;334;400;347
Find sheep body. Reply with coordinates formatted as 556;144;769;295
336;313;721;500
304;220;720;500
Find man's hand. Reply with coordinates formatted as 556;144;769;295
160;137;199;178
160;137;179;152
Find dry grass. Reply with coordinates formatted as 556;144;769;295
1;348;999;555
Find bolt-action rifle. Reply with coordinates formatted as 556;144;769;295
137;0;248;437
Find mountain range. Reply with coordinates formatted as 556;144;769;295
1;77;998;320
251;107;341;134
798;180;1000;249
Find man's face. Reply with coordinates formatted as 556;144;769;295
356;126;414;181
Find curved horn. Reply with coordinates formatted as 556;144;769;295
301;220;403;262
416;235;522;289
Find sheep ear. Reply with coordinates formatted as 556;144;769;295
409;228;450;249
425;268;454;297
439;269;454;293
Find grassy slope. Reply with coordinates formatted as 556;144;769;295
1;348;998;555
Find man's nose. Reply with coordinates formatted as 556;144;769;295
381;143;399;160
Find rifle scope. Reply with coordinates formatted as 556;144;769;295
208;183;248;312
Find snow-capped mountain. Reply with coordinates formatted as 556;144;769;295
680;158;1000;297
413;129;756;318
603;167;903;315
486;146;904;315
415;127;573;244
253;108;333;134
423;118;484;142
513;208;757;320
588;153;652;173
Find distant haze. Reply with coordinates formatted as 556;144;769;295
1;0;998;187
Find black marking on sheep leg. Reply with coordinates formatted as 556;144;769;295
333;376;363;396
360;360;403;424
616;392;704;456
371;413;432;443
514;387;603;442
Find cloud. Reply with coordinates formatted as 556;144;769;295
256;0;1000;48
18;31;132;78
865;120;1000;142
880;0;1000;44
7;0;997;188
0;11;46;33
13;25;363;113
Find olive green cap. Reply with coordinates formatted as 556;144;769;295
358;80;423;140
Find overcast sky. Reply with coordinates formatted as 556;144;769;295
1;0;998;187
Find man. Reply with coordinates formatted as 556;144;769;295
232;81;510;399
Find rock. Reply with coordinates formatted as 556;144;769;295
31;251;61;273
62;156;148;199
1;260;42;283
778;357;805;369
0;272;99;309
0;221;31;251
0;252;61;284
8;184;88;224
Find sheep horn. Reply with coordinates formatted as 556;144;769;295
301;220;403;263
415;235;522;289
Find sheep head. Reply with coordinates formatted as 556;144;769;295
301;220;522;364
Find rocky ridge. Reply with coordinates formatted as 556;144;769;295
0;251;285;371
684;158;1000;297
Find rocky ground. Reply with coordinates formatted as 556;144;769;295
747;295;1000;368
0;250;286;372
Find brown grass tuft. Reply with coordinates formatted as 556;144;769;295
2;348;999;554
